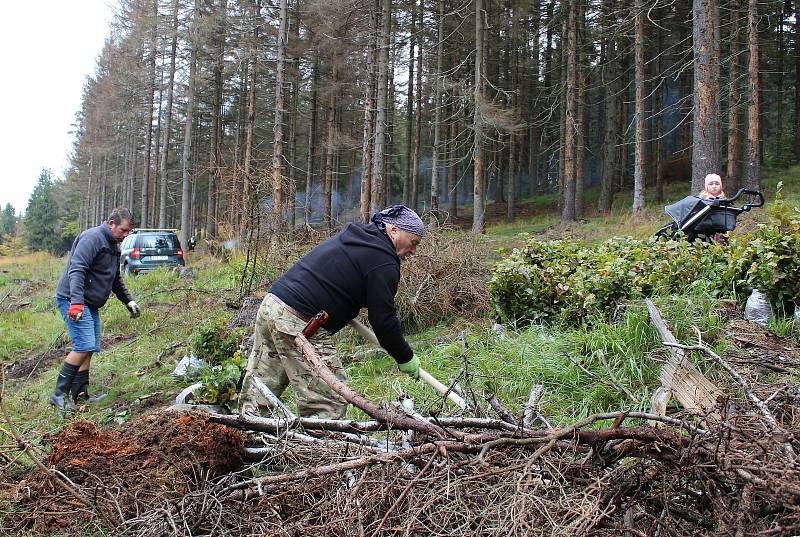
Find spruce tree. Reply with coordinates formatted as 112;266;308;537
23;169;65;254
0;203;15;242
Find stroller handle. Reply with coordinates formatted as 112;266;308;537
720;188;764;209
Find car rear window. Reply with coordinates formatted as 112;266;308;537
138;234;179;249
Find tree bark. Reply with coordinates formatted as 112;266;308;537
206;0;227;240
140;0;158;228
632;0;646;213
447;99;458;219
323;61;338;229
180;0;200;250
411;3;423;212
726;6;742;193
306;52;319;225
403;0;416;205
370;0;391;215
360;0;377;221
430;0;444;223
471;0;486;234
561;0;577;222
691;0;720;193
272;0;289;234
506;1;518;222
574;1;585;219
242;0;261;227
796;0;800;164
159;0;180;228
745;0;760;190
527;0;541;196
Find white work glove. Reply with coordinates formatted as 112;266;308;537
126;301;141;318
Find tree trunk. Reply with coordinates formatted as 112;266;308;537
272;0;289;233
745;0;760;190
527;0;541;196
472;0;486;234
574;1;585;219
360;1;377;221
632;0;646;213
561;0;577;222
795;0;800;164
403;0;416;205
430;0;444;223
159;0;180;229
691;0;720;193
370;0;391;215
206;0;227;240
180;0;200;250
323;61;338;229
243;0;261;226
506;1;518;222
447;100;458;219
726;6;742;193
597;0;617;213
306;52;319;225
140;0;158;228
411;4;423;212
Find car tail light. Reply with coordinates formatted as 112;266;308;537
131;247;140;259
177;248;184;259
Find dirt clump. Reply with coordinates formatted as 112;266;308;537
8;408;244;534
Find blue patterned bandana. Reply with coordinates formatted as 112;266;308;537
371;205;425;237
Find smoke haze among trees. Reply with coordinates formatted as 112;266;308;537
54;0;800;248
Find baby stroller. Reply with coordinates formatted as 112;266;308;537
654;188;764;242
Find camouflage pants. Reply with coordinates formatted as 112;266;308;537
239;294;348;419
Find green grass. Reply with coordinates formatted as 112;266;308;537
0;165;798;452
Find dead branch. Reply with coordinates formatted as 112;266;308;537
646;299;724;416
664;337;797;460
294;333;454;439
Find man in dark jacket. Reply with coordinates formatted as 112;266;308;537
239;205;424;419
51;207;141;411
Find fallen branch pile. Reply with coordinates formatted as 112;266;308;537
4;303;800;536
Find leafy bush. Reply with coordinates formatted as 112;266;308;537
191;316;244;364
195;350;246;408
489;236;745;326
743;186;800;314
190;316;246;408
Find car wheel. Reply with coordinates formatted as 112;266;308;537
122;263;131;277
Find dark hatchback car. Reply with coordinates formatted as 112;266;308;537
120;229;185;276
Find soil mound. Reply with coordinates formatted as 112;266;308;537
8;409;244;534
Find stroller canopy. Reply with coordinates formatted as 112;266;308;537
664;196;707;226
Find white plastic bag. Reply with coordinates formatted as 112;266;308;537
172;354;208;378
744;289;773;327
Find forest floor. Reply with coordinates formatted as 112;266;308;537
1;168;799;535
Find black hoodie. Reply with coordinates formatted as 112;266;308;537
270;222;413;364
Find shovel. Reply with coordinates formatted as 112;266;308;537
348;319;468;410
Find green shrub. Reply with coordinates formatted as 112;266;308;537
195;350;246;408
191;316;244;364
489;236;746;326
744;185;800;313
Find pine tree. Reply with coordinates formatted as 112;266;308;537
23;170;65;254
0;203;16;242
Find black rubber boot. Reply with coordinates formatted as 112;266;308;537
71;370;108;404
50;363;79;413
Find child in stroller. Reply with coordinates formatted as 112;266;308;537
654;183;763;243
698;173;726;200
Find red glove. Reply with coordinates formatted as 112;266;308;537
68;304;84;322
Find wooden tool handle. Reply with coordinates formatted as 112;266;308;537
349;319;468;409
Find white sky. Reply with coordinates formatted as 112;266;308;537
0;1;115;215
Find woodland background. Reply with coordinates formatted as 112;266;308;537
4;0;800;250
